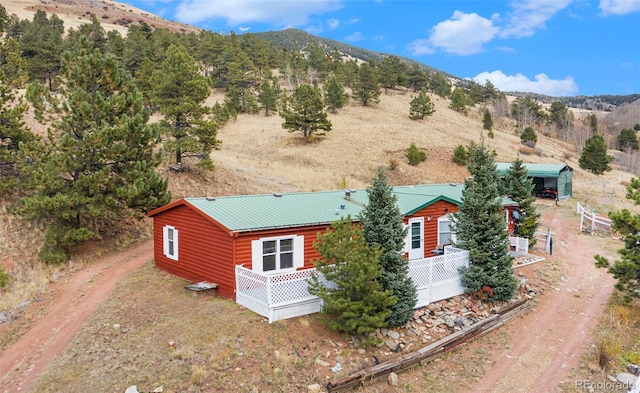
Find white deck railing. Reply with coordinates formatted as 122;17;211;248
236;247;470;323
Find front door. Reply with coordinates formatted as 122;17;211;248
408;217;424;260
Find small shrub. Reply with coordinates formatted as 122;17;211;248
518;146;535;155
0;265;9;288
452;144;468;165
597;332;621;369
406;142;426;166
520;126;537;146
388;157;399;171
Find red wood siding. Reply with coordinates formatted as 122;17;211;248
235;225;330;269
405;200;459;259
153;205;236;299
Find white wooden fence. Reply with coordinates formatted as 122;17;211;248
235;247;470;323
576;202;612;234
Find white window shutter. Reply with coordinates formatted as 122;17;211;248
251;239;263;272
163;225;169;257
401;223;409;254
293;235;304;268
173;228;179;260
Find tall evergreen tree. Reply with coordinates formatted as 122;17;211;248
428;71;452;98
503;157;540;246
579;134;613;175
408;91;435;120
452;144;517;301
617;128;639;151
279;84;331;141
323;75;348;113
449;87;468;115
353;62;380;106
0;12;38;191
20;37;170;263
257;74;280;116
359;168;417;327
308;217;396;341
151;44;221;170
483;108;494;138
19;10;64;90
406;63;428;92
595;178;640;301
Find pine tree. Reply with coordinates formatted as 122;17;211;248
353;62;380;106
151;44;221;170
579;134;613;175
452;145;468;166
483;108;494;138
19;10;64;90
520;126;537;146
0;25;37;191
406;142;426;166
359;168;417;326
409;91;435;120
452;144;517;301
20;37;170;263
595;178;640;302
308;216;396;341
617;128;639;151
503;157;540;246
257;74;280;116
279;84;332;141
323;75;348;113
449;87;468;115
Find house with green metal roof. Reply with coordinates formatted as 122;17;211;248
496;162;573;199
148;183;519;309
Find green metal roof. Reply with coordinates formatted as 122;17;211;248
496;163;572;178
185;190;360;232
182;183;468;233
169;183;518;233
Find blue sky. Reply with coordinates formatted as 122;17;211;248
119;0;640;97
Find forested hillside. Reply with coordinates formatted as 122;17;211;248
1;1;639;308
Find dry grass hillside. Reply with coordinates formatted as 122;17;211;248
2;0;199;35
2;84;638;318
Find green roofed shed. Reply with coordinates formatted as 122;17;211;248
496;162;573;199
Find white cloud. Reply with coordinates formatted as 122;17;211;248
599;0;640;15
472;70;579;96
175;0;342;26
327;18;340;30
407;38;434;55
345;32;364;42
500;0;573;38
424;11;499;55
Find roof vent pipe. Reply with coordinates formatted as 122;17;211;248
345;191;351;201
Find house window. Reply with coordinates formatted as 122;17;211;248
438;216;456;246
163;225;178;261
252;235;304;273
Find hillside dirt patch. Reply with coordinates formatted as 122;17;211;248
0;200;621;393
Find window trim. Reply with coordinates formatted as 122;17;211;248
251;235;304;274
163;225;179;261
437;215;457;246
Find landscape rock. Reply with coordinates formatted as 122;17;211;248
0;311;12;324
387;330;400;340
388;372;398;386
628;364;640;376
616;372;638;386
331;362;342;373
315;358;330;367
124;386;139;393
307;384;321;393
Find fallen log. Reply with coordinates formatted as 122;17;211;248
326;299;532;393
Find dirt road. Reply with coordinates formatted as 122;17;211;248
474;203;616;392
0;241;153;393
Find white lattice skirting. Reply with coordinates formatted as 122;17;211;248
235;247;470;323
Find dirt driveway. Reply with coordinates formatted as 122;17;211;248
474;202;616;392
0;241;153;393
0;202;618;393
